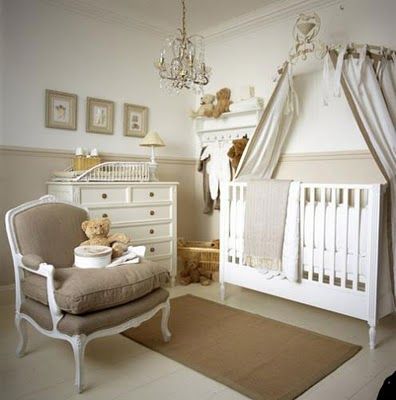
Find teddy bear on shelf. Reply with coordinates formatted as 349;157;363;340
179;260;213;286
190;93;216;118
212;88;232;118
227;136;249;171
80;217;131;258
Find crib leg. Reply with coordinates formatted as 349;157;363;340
368;323;376;350
220;283;226;302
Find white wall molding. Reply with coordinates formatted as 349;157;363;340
42;0;170;37
0;145;197;166
42;0;342;44
201;0;343;43
1;145;373;165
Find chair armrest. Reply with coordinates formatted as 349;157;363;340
20;257;64;329
21;254;45;270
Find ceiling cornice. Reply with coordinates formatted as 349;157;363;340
201;0;343;43
42;0;342;43
42;0;172;37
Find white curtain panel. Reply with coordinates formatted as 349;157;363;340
377;56;396;126
341;55;396;300
235;64;297;180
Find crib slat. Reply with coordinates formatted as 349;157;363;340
330;188;337;286
239;185;245;265
341;189;349;288
300;187;305;279
353;189;361;290
309;187;315;281
231;185;237;264
319;188;326;284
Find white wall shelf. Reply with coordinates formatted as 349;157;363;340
195;108;262;145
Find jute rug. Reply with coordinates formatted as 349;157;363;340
122;295;361;400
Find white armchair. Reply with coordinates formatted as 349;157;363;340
5;195;171;393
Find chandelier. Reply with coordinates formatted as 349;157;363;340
154;0;210;94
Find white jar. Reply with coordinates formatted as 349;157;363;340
74;245;112;268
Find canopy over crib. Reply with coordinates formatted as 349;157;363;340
234;14;396;304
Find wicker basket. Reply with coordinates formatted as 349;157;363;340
177;240;220;277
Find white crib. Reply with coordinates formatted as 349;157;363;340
220;182;390;349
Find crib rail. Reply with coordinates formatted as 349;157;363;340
220;182;382;294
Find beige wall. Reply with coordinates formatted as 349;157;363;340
0;146;199;286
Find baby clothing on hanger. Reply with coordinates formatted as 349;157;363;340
200;142;232;201
198;147;220;214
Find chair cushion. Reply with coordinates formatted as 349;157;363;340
21;288;169;335
14;203;88;268
21;260;169;315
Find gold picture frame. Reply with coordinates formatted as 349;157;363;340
124;103;148;137
86;97;114;134
45;89;77;130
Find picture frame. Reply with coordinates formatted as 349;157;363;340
45;89;77;130
123;103;148;137
86;97;114;134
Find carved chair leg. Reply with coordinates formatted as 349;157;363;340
71;335;88;393
161;300;171;342
15;313;28;358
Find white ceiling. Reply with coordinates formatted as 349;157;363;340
84;0;278;33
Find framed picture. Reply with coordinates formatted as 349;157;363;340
124;103;148;137
86;97;114;134
45;89;77;130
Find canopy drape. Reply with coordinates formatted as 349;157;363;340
235;63;297;180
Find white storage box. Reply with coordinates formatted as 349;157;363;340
74;245;112;269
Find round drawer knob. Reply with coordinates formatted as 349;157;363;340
149;192;154;197
149;229;154;234
102;193;107;199
150;210;155;216
102;213;108;218
150;247;155;253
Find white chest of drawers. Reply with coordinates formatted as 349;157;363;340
47;181;178;285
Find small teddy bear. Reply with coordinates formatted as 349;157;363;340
227;137;249;171
80;217;131;258
212;88;232;118
190;93;216;118
179;260;212;286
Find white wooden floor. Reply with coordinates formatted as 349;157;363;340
1;283;395;400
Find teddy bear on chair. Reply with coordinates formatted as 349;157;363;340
80;217;131;258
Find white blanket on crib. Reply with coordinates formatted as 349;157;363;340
250;181;300;282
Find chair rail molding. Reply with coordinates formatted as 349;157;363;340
0;145;197;166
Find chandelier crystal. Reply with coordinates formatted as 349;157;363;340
154;0;210;94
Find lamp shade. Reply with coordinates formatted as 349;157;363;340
140;131;165;147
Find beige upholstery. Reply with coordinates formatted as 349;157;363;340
21;288;169;335
14;203;88;268
22;260;170;314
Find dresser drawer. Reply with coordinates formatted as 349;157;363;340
90;205;171;223
118;223;171;241
144;241;172;257
132;187;171;202
80;187;128;204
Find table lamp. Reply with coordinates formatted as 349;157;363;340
140;131;165;181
